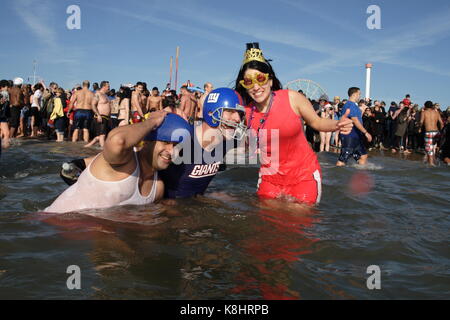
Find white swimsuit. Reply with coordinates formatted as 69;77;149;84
45;152;158;213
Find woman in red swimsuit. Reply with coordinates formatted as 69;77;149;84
235;43;352;206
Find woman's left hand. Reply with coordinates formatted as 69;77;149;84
336;109;353;134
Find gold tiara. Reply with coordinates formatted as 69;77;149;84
242;48;267;65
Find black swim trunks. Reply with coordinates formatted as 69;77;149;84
338;134;367;163
74;109;94;130
95;115;110;136
9;105;22;128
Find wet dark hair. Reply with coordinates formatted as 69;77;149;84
119;87;131;104
93;82;99;89
152;87;158;91
235;60;282;105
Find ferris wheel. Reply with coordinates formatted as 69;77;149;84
285;79;328;101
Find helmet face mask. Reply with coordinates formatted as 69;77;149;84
211;107;247;141
204;88;248;141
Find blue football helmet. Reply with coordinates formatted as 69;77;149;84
144;113;193;144
203;88;247;140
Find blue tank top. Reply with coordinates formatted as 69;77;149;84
159;136;236;198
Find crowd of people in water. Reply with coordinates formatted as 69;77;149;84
0;78;208;148
1;77;449;166
1;42;449;215
305;93;450;166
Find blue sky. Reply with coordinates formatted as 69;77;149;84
2;0;450;108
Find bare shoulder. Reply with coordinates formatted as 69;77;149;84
155;179;164;201
288;89;312;115
91;151;135;181
287;89;309;104
89;153;111;178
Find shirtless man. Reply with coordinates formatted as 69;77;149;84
179;86;196;124
18;84;32;137
86;81;111;148
8;78;25;138
146;87;163;113
69;80;95;142
141;87;149;114
131;82;146;123
420;101;444;165
197;82;213;120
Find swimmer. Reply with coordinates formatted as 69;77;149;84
69;80;95;142
18;84;32;138
8;77;25;138
179;85;196;124
84;81;111;148
420;101;444;166
117;87;131;127
235;43;353;206
130;82;146;123
145;87;163;113
336;87;372;167
45;111;192;213
197;82;214;120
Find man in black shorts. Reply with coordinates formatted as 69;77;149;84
8;78;25;138
84;81;111;148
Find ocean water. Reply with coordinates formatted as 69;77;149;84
0;139;449;299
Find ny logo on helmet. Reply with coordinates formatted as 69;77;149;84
207;93;220;103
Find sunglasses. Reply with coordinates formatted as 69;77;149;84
239;73;269;89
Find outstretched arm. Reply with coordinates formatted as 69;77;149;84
289;90;353;135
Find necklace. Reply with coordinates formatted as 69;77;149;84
248;93;275;148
